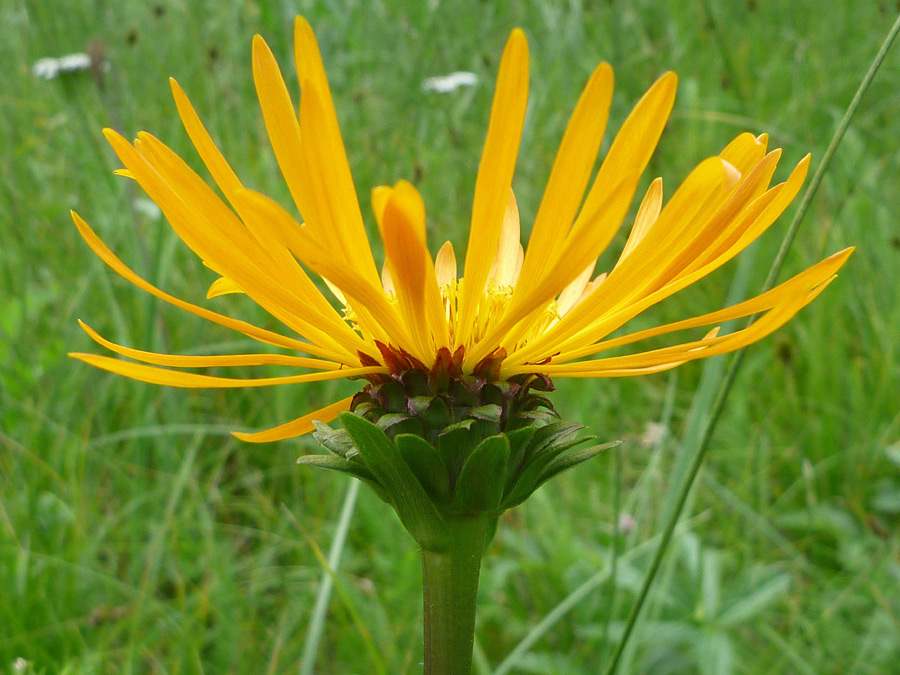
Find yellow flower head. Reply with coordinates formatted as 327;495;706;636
71;18;852;442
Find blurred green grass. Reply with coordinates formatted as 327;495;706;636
2;0;899;672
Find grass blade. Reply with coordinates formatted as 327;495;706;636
600;12;900;674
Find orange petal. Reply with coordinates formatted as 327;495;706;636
377;180;450;359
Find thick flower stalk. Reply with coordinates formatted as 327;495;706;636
71;17;851;674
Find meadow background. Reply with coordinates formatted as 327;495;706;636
2;0;899;672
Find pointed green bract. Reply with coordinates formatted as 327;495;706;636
451;435;511;514
396;433;451;503
537;441;620;486
339;412;450;552
296;455;388;500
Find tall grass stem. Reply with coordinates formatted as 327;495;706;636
600;12;900;675
299;479;360;675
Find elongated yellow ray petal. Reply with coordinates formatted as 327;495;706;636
618;177;663;264
611;150;783;301
500;75;681;344
297;81;381;286
231;186;415;352
567;158;811;356
207;276;243;299
563;72;677;260
487;189;522;288
508;282;832;377
456;29;529;347
507;158;820;368
233;396;354;443
71;211;347;361
251;35;315;228
377;181;450;359
133;129;355;345
79;320;347;370
719;132;769;174
552;248;852;362
435;241;457;286
170;78;243;200
69;353;387;388
293;17;380;283
517;62;614;296
556;262;596;319
116;130;362;358
465;169;636;367
509;156;728;365
172;77;356;340
682;155;809;276
381;264;396;297
371;185;391;224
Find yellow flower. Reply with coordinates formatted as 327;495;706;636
71;18;852;443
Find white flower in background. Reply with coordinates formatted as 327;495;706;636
32;53;92;79
422;71;478;93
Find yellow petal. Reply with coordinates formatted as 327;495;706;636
79;320;347;370
509;155;727;365
110;129;362;358
172;78;354;339
435;241;457;286
487;189;522;288
493;72;683;357
251;35;313;225
231;187;414;351
377;180;450;359
69;353;387;388
466;167;635;367
371;185;391;225
170;78;243;202
297;78;380;285
565;72;677;261
618;177;663;264
683;155;809;276
555;262;596;318
381;264;396;297
233;396;353;443
719;132;769;175
456;28;529;347
71;211;347;361
553;248;853;362
617;150;783;299
510;280;834;377
294;14;376;280
517;62;614;297
207;276;243;299
508;157;818;367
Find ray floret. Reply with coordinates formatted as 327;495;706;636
72;20;851;442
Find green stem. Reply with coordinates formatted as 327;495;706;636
421;515;492;675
